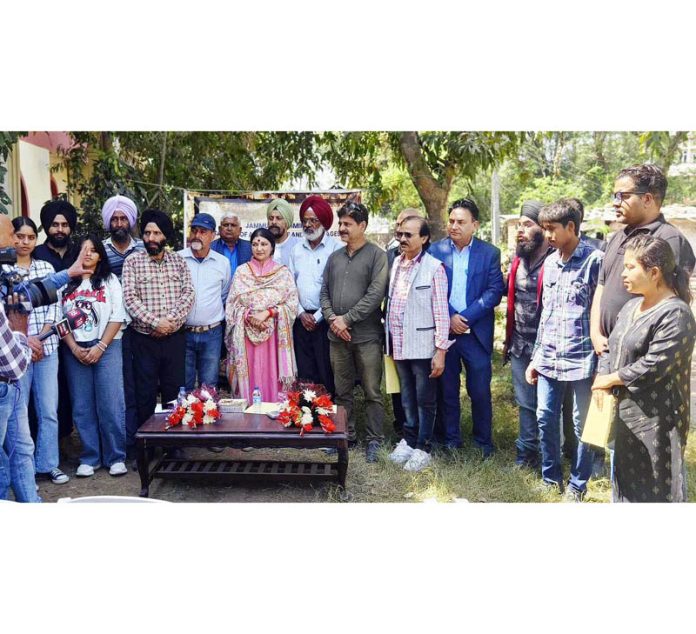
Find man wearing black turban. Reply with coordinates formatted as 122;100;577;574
123;209;195;463
34;199;80;272
34;199;82;442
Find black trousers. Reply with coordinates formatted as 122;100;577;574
130;327;186;426
293;319;335;396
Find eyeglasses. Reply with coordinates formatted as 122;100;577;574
612;190;648;205
395;231;415;239
302;217;322;226
220;223;240;229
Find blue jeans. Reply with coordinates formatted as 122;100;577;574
536;374;594;493
62;339;126;467
511;352;539;465
184;324;223;391
0;382;41;502
438;333;493;450
18;351;59;473
395;358;437;452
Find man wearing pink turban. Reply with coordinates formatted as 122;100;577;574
101;195;144;463
288;196;341;395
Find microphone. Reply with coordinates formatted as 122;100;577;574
38;308;88;341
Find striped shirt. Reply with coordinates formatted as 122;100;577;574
103;236;145;280
0;304;31;381
15;259;60;356
531;240;603;381
388;254;451;360
122;250;195;335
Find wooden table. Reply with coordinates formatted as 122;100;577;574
135;407;348;497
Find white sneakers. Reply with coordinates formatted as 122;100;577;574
76;464;100;477
389;439;414;465
403;449;432;472
76;462;128;477
109;462;128;477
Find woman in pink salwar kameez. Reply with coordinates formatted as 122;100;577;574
225;228;298;403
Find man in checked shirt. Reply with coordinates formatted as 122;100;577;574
525;200;603;502
122;209;195;438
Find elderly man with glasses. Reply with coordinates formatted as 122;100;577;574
288;196;341;395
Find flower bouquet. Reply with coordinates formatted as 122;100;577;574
278;382;336;436
165;386;221;430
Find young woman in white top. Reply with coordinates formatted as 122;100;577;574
61;234;128;477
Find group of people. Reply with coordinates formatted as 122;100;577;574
0;162;693;502
507;164;695;502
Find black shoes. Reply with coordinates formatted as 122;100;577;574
365;440;381;463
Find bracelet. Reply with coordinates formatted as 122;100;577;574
96;341;108;352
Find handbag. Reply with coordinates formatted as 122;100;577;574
581;388;617;449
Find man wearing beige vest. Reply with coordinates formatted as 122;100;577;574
386;216;452;471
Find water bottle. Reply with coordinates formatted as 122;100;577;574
252;386;262;407
177;386;187;407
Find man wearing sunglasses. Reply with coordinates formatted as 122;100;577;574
590;164;695;364
386;208;425;439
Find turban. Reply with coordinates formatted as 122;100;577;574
266;198;295;229
520;200;544;225
140;209;174;241
40;200;77;233
102;195;138;229
300;195;333;231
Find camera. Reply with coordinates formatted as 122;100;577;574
0;246;60;311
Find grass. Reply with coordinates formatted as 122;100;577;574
320;348;693;504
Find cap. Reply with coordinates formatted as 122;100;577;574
190;213;216;232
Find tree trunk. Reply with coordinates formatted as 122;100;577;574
552;131;566;179
593;131;608;169
398;131;451;240
661;131;688;174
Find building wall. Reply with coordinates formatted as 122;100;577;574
18;140;52;224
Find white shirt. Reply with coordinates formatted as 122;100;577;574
179;247;231;326
272;235;301;268
288;233;342;323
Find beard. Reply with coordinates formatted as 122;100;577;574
268;225;284;238
303;226;324;242
47;232;69;248
110;227;130;242
515;230;544;259
145;238;167;256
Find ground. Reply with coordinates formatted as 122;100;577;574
39;346;696;504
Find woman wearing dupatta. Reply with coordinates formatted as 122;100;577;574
592;235;695;502
225;228;299;403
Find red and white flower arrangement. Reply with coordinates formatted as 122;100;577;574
278;382;336;436
165;386;221;430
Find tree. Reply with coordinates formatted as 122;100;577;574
638;131;689;174
58;131;323;247
323;131;525;238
